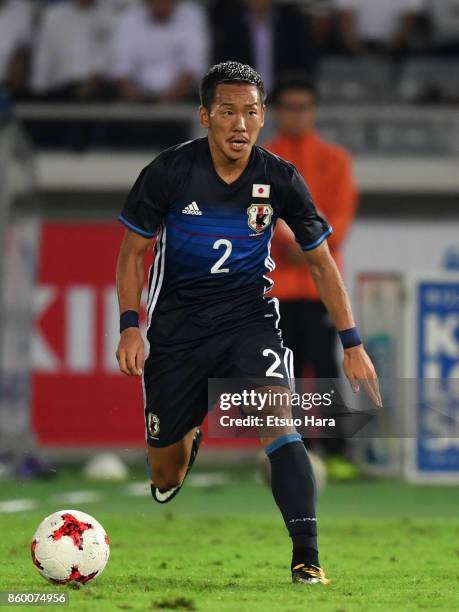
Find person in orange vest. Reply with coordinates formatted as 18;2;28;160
264;73;359;474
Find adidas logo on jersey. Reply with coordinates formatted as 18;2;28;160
182;202;202;215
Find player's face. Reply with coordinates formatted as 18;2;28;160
200;84;265;162
275;90;316;139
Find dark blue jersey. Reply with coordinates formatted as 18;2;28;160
119;137;332;345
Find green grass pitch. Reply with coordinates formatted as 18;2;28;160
0;464;458;611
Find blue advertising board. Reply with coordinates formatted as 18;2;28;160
408;276;459;480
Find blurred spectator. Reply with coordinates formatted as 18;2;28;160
303;0;340;55
31;0;109;100
0;0;33;98
336;0;423;56
108;0;209;102
212;0;316;92
427;0;459;54
264;73;358;465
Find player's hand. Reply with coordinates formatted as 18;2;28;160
116;328;144;376
343;345;382;407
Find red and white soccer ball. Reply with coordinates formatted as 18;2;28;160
31;509;110;585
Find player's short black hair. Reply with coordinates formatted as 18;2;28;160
269;72;317;105
200;61;266;110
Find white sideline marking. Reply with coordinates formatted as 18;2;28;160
187;473;228;488
125;473;228;495
0;499;37;513
125;481;150;496
52;491;102;504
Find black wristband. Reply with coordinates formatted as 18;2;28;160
339;327;362;349
120;310;139;333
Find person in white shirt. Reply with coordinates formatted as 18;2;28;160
0;0;33;96
336;0;423;55
108;0;209;101
31;0;109;99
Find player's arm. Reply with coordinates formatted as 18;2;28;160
303;241;382;407
116;155;168;376
116;229;151;376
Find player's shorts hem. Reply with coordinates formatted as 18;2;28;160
241;377;293;392
146;422;202;448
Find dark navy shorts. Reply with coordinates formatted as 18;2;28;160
143;322;294;447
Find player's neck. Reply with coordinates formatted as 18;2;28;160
207;137;252;185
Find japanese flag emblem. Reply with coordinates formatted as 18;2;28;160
252;184;271;198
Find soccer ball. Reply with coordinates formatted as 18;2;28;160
31;509;110;585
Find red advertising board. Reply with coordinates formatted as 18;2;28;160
32;222;256;448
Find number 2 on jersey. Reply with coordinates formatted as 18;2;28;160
263;348;284;378
210;239;232;274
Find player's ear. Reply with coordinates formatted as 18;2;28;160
199;105;210;129
260;103;266;128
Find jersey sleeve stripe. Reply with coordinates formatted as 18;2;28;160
118;214;155;238
300;226;333;251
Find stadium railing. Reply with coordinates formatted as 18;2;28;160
14;102;459;156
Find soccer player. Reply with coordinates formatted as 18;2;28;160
115;61;381;585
